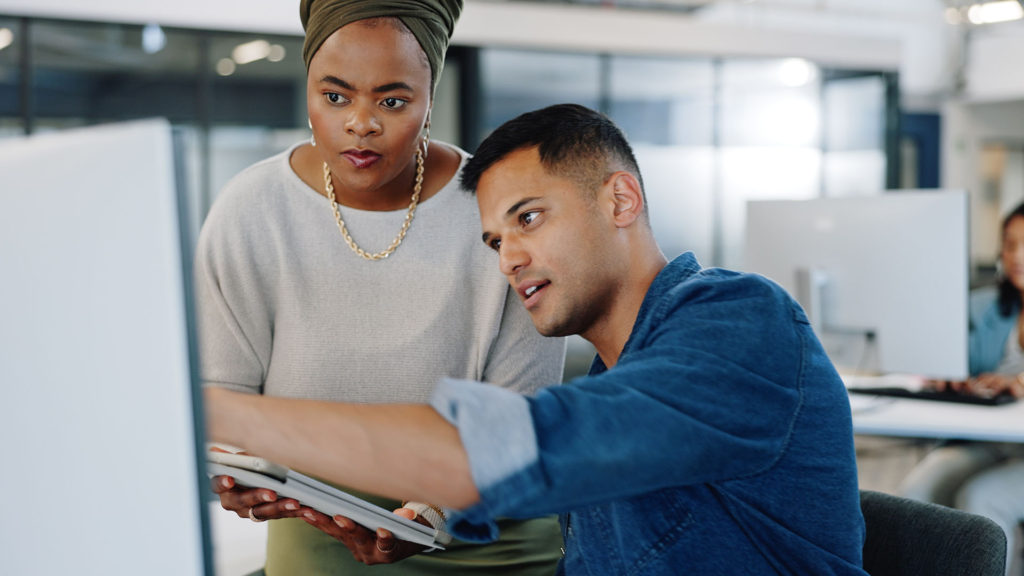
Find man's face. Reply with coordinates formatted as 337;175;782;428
477;147;621;339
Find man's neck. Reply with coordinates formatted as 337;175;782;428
585;248;668;369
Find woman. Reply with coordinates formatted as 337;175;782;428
954;202;1024;576
197;1;565;574
960;201;1024;399
901;201;1024;576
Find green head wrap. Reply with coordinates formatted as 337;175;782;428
300;0;463;95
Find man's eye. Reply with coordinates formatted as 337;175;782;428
382;97;407;110
521;211;539;226
489;239;501;252
326;93;346;104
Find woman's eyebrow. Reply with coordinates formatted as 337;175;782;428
373;82;415;93
318;75;414;95
319;75;353;90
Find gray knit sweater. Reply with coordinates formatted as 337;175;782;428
195;142;565;404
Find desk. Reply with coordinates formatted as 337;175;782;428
850;393;1024;442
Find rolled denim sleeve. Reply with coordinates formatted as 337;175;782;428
429;378;550;542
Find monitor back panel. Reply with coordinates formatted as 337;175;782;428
746;191;969;380
0;120;210;575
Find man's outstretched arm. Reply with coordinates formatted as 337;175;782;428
204;387;481;509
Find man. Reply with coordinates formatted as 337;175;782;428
206;103;869;575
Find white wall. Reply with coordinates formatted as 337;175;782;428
964;21;1024;102
943;99;1024;264
941;22;1024;271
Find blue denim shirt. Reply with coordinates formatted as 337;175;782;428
968;286;1018;375
431;253;867;575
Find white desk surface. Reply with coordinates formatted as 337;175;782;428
849;392;1024;443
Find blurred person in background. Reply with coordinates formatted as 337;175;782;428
902;201;1024;576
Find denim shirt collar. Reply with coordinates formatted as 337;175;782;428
588;252;702;377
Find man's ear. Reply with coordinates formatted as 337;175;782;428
606;171;644;229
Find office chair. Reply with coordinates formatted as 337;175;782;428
860;489;1007;576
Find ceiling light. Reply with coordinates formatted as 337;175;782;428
267;44;286;63
232;39;271;65
141;23;166;54
779;58;814;88
0;28;13;52
216;58;236;76
966;0;1024;24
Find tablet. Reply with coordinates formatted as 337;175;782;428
207;450;449;550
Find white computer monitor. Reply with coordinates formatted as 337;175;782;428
745;190;969;380
0;119;212;574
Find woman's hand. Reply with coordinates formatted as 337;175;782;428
207;445;305;522
964;373;1024;398
296;506;429;565
210;474;305;521
926;379;964;393
931;373;1024;398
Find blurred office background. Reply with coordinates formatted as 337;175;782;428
4;0;1018;378
3;0;1022;374
3;2;1023;383
4;0;1023;270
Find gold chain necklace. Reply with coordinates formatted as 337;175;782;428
323;149;423;261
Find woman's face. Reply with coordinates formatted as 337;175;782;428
306;19;431;197
1002;215;1024;291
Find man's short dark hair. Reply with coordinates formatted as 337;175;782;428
461;104;646;207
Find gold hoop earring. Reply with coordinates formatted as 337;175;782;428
420;121;430;160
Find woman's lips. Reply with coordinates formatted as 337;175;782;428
343;150;382;169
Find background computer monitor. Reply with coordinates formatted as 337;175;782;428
0;119;212;574
745;190;969;380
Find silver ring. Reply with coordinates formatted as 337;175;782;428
376;538;396;553
248;507;265;523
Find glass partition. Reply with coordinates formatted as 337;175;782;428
608;56;716;263
30;20;202;131
0;18;22;139
204;32;306;213
475;50;891;273
478;48;601;143
823;75;887;197
719;58;824;269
